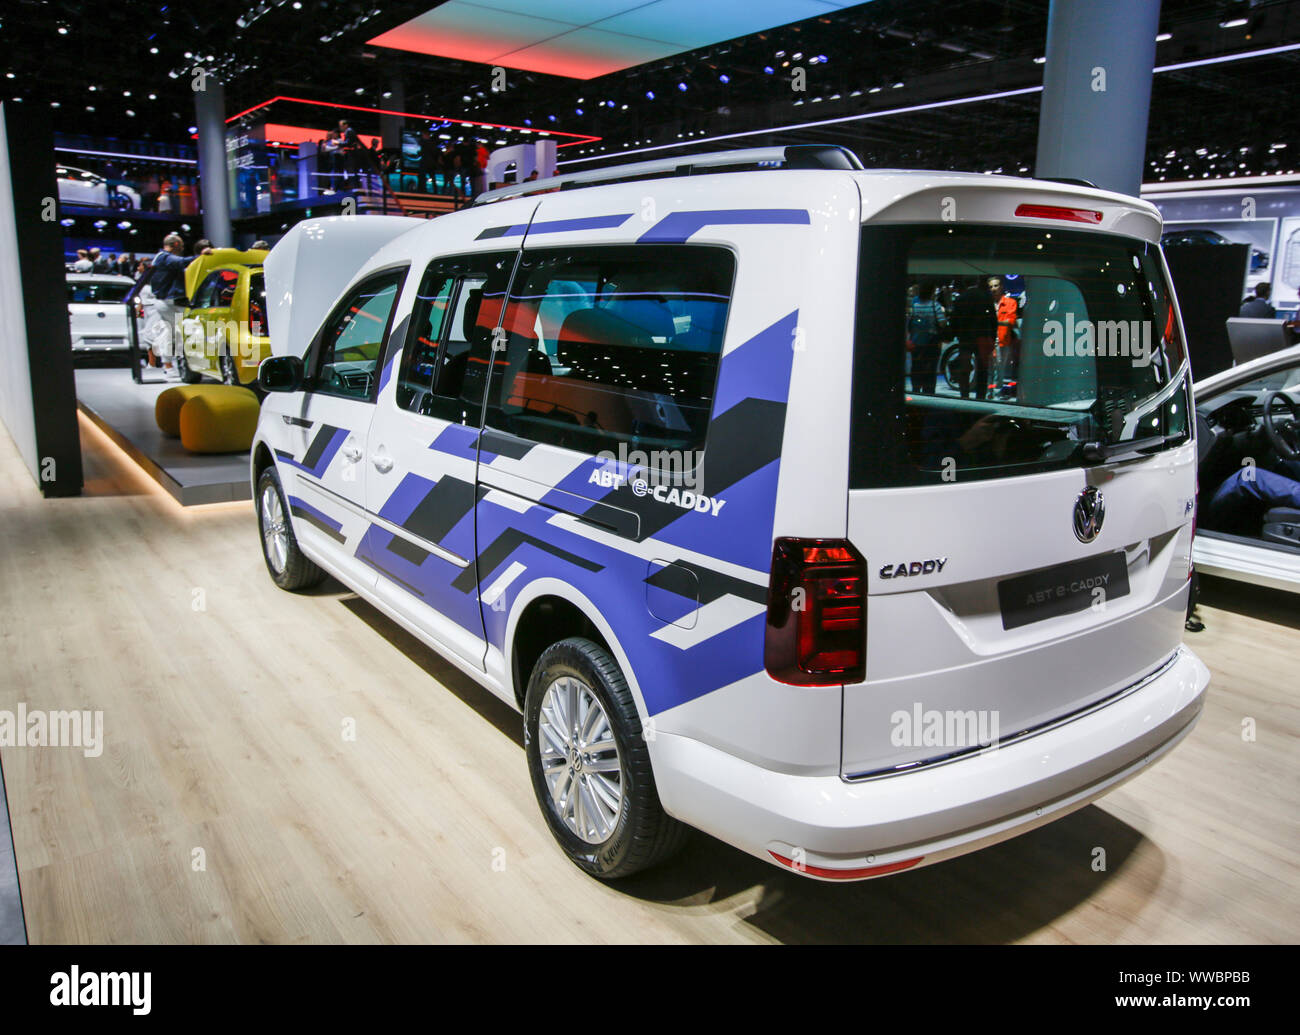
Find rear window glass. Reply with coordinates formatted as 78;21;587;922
68;281;130;304
851;224;1191;488
483;245;734;458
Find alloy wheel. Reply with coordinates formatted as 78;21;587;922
260;484;289;574
538;675;623;844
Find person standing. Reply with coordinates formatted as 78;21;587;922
949;277;997;400
72;249;93;272
906;280;946;395
142;232;191;378
337;120;360;188
990;276;1020;397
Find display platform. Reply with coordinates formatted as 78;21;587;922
75;368;252;506
0;762;24;945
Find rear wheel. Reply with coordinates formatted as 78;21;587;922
174;348;202;384
256;467;325;591
524;637;687;879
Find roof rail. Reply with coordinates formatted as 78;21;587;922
473;144;865;205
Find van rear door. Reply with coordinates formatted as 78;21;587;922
840;205;1196;779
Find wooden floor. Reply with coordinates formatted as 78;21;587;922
1;414;1297;944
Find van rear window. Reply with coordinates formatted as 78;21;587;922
484;245;734;460
850;224;1191;488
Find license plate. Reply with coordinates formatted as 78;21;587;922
998;552;1130;630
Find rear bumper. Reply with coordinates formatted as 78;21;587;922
70;336;129;351
651;645;1209;880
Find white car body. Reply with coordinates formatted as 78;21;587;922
56;164;141;210
1193;343;1300;593
250;148;1208;880
67;273;134;350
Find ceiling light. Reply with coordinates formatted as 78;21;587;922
1219;18;1248;29
1156;32;1172;42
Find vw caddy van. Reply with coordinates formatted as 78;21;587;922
250;146;1209;881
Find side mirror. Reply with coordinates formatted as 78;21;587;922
259;355;304;393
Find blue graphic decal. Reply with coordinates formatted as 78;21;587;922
637;208;809;244
430;422;494;463
287;495;342;531
477;214;633;240
275;426;347;478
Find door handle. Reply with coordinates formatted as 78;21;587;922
371;455;394;473
341;445;363;462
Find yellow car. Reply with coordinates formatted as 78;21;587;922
175;248;270;386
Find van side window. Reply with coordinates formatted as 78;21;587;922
395;251;516;424
484;245;734;458
309;268;406;402
395;270;455;414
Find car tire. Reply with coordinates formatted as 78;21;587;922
174;349;202;384
524;637;687;880
256;466;326;591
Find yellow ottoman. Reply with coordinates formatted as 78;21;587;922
177;387;260;454
155;384;219;437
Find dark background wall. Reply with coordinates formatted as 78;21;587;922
0;101;83;496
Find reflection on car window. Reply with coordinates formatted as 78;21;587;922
68;282;130;304
852;225;1191;488
395;271;457;416
313;271;405;401
483;245;733;459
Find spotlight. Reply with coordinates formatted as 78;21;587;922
645;90;655;99
677;82;687;91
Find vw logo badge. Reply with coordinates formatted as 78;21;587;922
1073;487;1105;543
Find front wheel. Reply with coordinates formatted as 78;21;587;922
256;466;326;591
524;637;687;880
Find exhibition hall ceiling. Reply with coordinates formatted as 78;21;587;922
369;1;870;79
3;0;1298;180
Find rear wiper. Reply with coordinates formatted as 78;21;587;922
1077;432;1186;464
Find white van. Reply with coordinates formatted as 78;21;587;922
251;146;1209;881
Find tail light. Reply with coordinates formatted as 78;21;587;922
765;538;866;685
1015;203;1103;224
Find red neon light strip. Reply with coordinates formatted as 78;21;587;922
226;95;601;148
